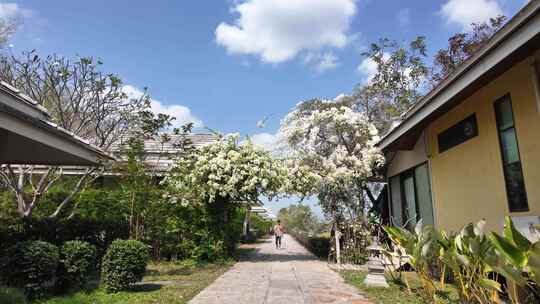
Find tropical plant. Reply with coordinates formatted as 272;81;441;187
439;220;502;304
384;220;440;301
489;216;540;303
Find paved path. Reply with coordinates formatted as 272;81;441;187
189;235;372;304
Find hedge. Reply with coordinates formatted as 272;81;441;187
0;217;128;260
0;241;59;298
290;231;330;259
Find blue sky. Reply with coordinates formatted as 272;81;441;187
3;0;528;217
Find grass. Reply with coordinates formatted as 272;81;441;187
35;260;234;304
340;271;460;304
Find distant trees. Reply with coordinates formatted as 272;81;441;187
354;36;429;133
278;203;324;235
0;10;18;47
430;16;506;85
353;16;506;135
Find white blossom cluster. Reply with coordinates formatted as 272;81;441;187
166;133;291;204
280;96;385;191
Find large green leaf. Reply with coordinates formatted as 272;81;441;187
383;226;406;245
489;232;526;268
491;265;527;286
527;242;540;286
474;219;486;237
503;216;531;252
479;278;502;292
456;253;470;266
469;237;480;256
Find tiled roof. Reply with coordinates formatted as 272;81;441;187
110;133;219;172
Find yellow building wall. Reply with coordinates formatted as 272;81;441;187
427;58;540;233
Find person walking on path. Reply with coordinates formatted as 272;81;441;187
273;220;285;249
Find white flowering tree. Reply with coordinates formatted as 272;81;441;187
280;96;384;216
280;96;385;263
164;133;293;253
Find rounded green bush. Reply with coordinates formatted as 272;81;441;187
58;240;97;289
2;241;59;298
0;287;27;304
101;239;149;293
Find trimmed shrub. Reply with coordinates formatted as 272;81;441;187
58;241;97;289
1;241;59;298
0;217;129;261
0;287;27;304
101;240;149;293
290;232;330;259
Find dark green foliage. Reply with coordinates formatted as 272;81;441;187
58;241;97;289
278;203;326;236
101;240;149;293
1;241;59;298
291;232;330;259
75;189;128;221
0;287;27;304
0;217;129;261
249;213;273;239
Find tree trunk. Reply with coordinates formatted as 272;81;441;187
335;227;342;264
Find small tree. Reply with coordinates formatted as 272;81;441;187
113;108;194;241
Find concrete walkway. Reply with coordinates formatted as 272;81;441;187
189;235;372;304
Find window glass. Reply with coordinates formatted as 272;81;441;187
494;95;528;212
389;176;403;227
403;175;417;229
496;100;514;130
414;164;434;226
500;129;520;164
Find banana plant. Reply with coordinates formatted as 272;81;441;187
439;220;502;304
384;220;440;300
489;216;540;303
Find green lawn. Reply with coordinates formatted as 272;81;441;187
35;260;234;304
340;271;460;304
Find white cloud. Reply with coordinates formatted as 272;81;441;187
250;132;281;151
0;3;32;20
440;0;503;31
304;52;339;72
215;0;357;64
357;52;392;83
357;57;378;83
397;8;410;27
122;85;203;128
0;3;18;19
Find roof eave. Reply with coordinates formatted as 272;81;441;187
377;1;540;151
